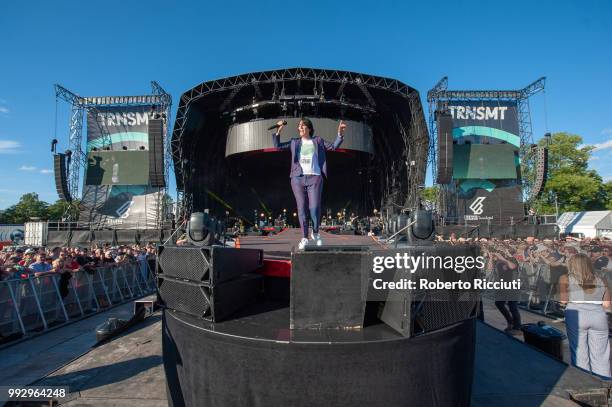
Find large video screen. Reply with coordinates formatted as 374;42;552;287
453;144;517;179
85;151;149;185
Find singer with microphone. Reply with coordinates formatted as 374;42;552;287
272;118;346;249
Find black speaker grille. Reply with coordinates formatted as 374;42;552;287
54;153;71;201
158;246;210;283
148;118;165;187
159;278;211;318
436;112;453;184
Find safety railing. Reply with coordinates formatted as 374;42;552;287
0;261;156;346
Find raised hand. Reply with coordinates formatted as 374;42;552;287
338;120;347;135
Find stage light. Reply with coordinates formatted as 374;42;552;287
293;213;297;217
122;146;128;150
260;213;264;217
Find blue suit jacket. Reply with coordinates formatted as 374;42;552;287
272;133;344;178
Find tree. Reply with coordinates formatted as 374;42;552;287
47;199;81;221
2;193;49;224
420;186;439;210
529;132;608;214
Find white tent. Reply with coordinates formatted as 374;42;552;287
557;211;612;238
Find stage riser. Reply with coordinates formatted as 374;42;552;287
163;311;476;407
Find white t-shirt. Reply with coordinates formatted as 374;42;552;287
299;139;321;175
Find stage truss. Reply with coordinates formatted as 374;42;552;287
171;68;429;221
426;77;545;218
54;82;172;225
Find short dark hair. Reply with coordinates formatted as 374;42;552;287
300;117;314;136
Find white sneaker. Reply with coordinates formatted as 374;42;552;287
311;232;323;246
298;238;309;250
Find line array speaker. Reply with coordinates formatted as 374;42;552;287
157;246;263;285
148;118;165;187
530;146;548;199
53;153;72;201
436;111;453;184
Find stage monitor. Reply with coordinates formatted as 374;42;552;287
453;144;517;179
85;151;150;185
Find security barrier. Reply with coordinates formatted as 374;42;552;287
0;261;156;345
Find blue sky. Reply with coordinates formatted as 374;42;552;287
1;0;611;209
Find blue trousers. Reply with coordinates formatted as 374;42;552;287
290;175;323;238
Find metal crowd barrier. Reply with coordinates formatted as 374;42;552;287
0;260;156;344
481;257;592;318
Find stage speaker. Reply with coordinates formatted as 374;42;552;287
378;244;481;337
158;273;263;322
530;146;548;199
148;118;165;187
290;250;369;329
157;245;263;285
436;111;453;184
53;153;71;201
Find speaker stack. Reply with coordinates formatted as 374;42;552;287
148;118;165;187
530;146;548;199
436;110;454;184
157;246;264;322
53;153;71;201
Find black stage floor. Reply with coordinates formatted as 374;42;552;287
34;314;605;406
237;228;387;259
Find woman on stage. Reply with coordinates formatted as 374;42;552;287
272;118;346;249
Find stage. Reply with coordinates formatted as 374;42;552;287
236;228;388;260
32;309;605;406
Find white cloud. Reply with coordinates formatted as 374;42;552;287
0;106;8;114
39;169;52;174
592;140;612;151
601;128;612;136
590;156;600;161
0;140;21;154
603;175;612;183
19;165;37;171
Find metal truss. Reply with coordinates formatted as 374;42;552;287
55;85;86;202
55;82;172;226
171;68;429;217
426;76;546;219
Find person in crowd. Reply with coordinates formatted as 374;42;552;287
492;247;522;334
29;253;52;275
559;253;611;378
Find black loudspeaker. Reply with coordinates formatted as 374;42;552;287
157;245;263;285
378;245;481;337
436;111;453;184
53;153;71;201
530;147;548;199
148;118;165;187
158;273;263;322
290;250;369;329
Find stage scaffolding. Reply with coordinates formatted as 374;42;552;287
54;82;172;227
426;77;545;222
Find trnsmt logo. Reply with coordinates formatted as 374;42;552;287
448;105;508;121
96;112;149;127
469;197;486;215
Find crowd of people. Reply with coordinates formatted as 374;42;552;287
440;233;612;378
0;244;157;281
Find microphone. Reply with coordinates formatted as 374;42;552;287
268;120;287;131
